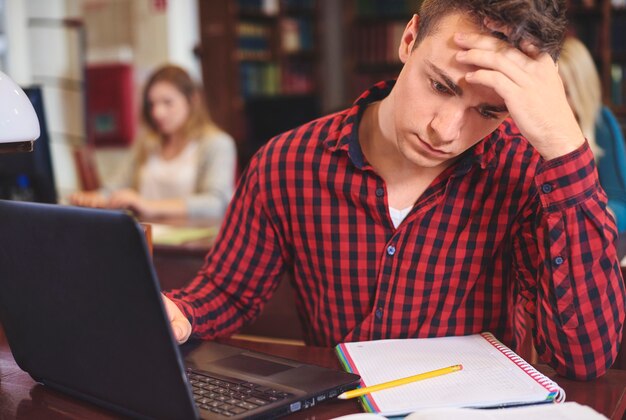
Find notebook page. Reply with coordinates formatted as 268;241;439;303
339;334;563;416
404;402;606;420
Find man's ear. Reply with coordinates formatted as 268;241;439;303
399;14;419;64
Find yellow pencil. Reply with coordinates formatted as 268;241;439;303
337;364;463;400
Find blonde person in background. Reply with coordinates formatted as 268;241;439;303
70;64;237;219
558;37;626;232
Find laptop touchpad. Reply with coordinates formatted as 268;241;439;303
218;354;293;376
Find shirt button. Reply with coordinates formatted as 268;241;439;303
541;183;553;193
554;256;564;266
375;187;384;197
375;308;383;319
387;245;396;256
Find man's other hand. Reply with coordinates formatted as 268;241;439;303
162;294;192;344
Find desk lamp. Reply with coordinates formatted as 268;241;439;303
0;70;40;153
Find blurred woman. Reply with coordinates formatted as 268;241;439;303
559;37;626;232
70;64;237;219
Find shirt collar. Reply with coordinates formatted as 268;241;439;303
323;80;392;164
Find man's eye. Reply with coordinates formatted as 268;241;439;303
431;79;450;95
478;108;498;120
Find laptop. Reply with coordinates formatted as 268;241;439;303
0;200;360;419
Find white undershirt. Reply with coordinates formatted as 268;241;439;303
389;205;412;228
139;141;199;200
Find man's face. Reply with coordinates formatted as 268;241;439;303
392;13;509;169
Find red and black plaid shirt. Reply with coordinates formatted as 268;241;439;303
169;81;625;380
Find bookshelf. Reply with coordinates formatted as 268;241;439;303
197;0;321;168
344;0;413;100
567;0;626;123
611;7;626;116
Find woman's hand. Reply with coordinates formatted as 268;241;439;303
108;189;150;215
68;191;108;208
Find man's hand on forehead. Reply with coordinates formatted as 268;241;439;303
482;18;511;39
453;21;584;161
483;17;511;42
482;17;541;59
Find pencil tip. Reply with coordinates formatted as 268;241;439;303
337;393;347;399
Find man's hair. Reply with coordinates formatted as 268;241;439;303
414;0;567;60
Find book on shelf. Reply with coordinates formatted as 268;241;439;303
355;22;404;66
281;17;314;53
239;62;280;97
281;61;314;94
335;332;565;417
611;14;626;54
612;64;624;106
237;0;278;15
237;22;272;61
281;0;315;11
239;60;314;97
355;0;413;17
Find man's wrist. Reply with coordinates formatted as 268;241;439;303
535;139;586;161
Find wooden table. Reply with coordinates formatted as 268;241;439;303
0;330;625;420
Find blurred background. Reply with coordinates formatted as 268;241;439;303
0;0;623;201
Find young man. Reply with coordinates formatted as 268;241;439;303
164;0;625;380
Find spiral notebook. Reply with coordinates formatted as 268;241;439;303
335;332;565;416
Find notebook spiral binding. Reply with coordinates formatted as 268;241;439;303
481;332;566;403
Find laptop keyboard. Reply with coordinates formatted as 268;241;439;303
187;368;295;417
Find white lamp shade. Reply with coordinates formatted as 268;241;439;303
0;70;40;143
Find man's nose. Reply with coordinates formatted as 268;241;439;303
431;107;464;143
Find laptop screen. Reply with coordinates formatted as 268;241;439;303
0;200;360;419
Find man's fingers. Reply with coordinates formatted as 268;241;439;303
454;31;507;52
482;17;512;38
519;39;539;56
171;322;188;344
162;294;192;344
456;34;533;69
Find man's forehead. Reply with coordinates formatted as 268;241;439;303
423;59;508;112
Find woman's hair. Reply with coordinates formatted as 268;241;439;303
558;37;603;157
132;64;222;187
414;0;567;61
141;64;219;143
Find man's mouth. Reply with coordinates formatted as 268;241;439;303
417;136;450;156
